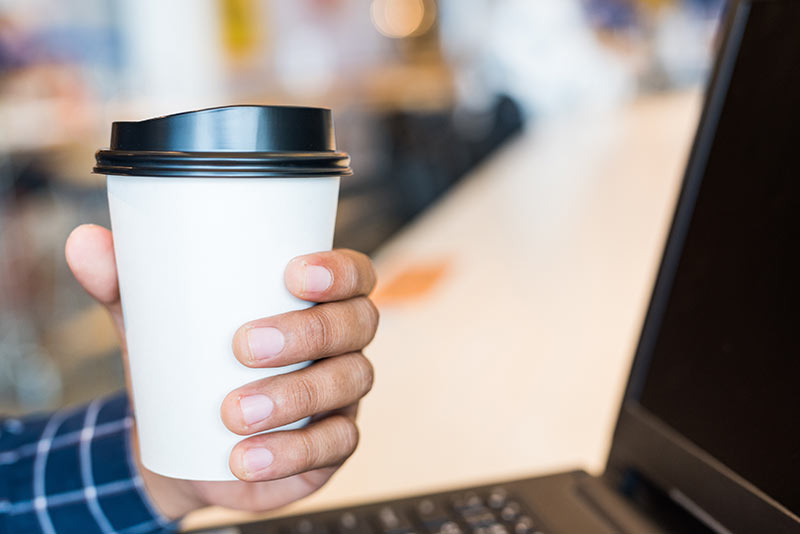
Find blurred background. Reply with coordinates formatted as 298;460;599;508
0;0;724;414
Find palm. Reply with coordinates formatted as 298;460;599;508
189;468;334;511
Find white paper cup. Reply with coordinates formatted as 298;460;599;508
108;175;339;480
96;106;351;480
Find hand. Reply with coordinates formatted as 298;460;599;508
65;224;379;519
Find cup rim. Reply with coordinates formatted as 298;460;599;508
94;149;352;177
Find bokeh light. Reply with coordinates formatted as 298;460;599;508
370;0;435;39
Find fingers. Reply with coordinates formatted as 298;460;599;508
232;297;379;367
229;413;360;482
223;248;377;483
65;224;125;336
221;352;374;435
285;249;377;303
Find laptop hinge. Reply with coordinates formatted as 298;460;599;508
575;476;666;534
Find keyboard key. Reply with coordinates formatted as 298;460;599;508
461;509;496;528
513;516;536;534
500;502;521;522
377;505;416;533
339;512;357;530
487;488;508;509
430;521;463;534
337;511;374;533
261;487;548;534
474;524;508;534
413;498;451;528
452;492;483;512
288;518;329;534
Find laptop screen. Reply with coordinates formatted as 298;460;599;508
635;1;800;518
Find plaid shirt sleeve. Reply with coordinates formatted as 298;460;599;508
0;391;179;534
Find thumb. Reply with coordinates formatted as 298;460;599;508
65;224;125;341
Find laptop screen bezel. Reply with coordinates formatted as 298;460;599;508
603;1;800;531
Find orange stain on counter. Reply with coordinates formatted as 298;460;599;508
372;260;450;306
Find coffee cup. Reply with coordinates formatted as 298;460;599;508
94;105;351;480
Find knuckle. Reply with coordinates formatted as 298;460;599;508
337;417;360;456
362;298;380;331
356;252;378;292
298;429;319;468
354;252;377;293
306;306;338;354
343;250;371;289
353;250;373;272
355;296;378;321
350;353;375;396
289;374;320;416
349;297;379;347
346;260;361;295
366;265;378;294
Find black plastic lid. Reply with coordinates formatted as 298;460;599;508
94;105;351;178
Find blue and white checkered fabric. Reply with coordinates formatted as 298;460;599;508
0;391;178;534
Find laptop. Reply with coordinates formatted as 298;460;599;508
192;1;800;532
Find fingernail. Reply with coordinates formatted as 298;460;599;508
247;327;285;360
304;265;332;293
239;394;274;425
243;447;274;473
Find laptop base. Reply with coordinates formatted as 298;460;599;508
189;470;675;534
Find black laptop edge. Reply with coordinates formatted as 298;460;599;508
603;1;799;532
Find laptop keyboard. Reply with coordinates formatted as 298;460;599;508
266;487;548;534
